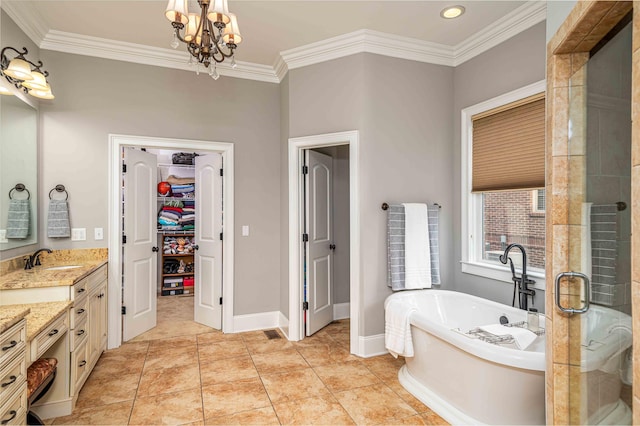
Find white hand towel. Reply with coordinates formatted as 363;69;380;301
479;324;537;350
402;203;431;289
384;297;417;358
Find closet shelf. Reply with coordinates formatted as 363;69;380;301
157;230;195;235
162;253;194;257
163;272;194;277
157;163;195;169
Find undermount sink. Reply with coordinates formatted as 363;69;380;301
45;265;83;271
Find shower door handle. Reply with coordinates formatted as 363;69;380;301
554;272;590;314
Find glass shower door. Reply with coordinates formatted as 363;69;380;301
563;20;633;425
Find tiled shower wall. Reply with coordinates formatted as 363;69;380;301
546;1;637;424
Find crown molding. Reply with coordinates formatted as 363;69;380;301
40;30;279;83
453;1;547;66
4;0;546;84
1;0;48;47
280;29;455;70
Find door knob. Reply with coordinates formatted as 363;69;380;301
152;246;159;252
329;244;336;250
193;245;199;250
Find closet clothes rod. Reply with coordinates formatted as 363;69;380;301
381;202;441;210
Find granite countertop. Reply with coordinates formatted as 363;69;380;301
2;301;72;341
0;306;30;334
0;259;107;290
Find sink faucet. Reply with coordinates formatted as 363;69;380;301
24;248;53;269
499;243;536;310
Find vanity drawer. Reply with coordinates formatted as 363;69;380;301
70;339;89;396
85;265;108;290
30;312;68;362
71;280;88;302
0;321;26;369
0;349;26;409
70;318;88;351
70;297;88;329
0;383;26;426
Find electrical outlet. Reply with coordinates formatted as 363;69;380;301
94;227;104;240
71;228;86;241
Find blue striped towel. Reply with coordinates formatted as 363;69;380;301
387;203;441;290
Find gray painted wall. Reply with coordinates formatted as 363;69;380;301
38;51;282;316
288;53;454;336
279;74;290;320
333;145;350;304
546;1;577;42
452;22;547;311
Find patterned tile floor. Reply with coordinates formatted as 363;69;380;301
50;296;448;425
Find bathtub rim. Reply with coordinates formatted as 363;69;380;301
386;289;546;371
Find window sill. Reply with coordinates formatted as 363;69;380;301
460;261;546;291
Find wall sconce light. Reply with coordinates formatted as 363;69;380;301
0;46;54;99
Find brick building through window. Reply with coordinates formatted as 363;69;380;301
482;189;545;269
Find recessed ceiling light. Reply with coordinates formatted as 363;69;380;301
441;5;465;19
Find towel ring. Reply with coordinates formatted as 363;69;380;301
8;183;30;200
49;184;68;200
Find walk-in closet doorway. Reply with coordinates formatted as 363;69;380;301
107;134;235;349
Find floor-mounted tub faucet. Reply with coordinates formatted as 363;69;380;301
499;243;536;310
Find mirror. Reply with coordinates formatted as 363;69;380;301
0;81;38;251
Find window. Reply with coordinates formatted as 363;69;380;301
461;81;546;287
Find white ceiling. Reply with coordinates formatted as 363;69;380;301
2;1;546;82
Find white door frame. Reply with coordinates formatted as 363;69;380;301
107;134;235;349
288;130;361;355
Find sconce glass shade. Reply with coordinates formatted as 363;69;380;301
165;0;189;25
4;58;34;80
208;0;230;24
29;83;54;100
223;13;242;45
184;13;202;43
21;70;48;90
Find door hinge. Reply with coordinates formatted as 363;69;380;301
121;306;126;315
122;164;127;173
220;168;223;177
219;297;223;305
122;235;127;244
302;165;308;175
302;301;309;311
302;233;308;242
219;232;223;241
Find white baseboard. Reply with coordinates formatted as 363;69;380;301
333;302;350;320
278;311;290;339
232;311;279;333
357;333;387;358
33;398;73;420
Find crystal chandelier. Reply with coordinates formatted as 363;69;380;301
165;0;242;79
0;46;54;99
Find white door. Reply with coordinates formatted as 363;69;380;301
305;150;334;336
194;154;223;329
123;148;157;341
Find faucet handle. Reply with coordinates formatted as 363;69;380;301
23;257;32;270
34;256;42;266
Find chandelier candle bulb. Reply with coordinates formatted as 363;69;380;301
165;0;189;25
208;0;230;24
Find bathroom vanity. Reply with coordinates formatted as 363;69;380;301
0;249;108;421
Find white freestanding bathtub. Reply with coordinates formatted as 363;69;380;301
386;290;546;425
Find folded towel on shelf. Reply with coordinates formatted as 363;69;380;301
171;184;195;194
479;324;537;350
158;217;179;226
384;297;417;358
403;203;431;289
47;199;71;238
162;206;184;214
6;199;30;239
160;211;181;221
167;175;195;185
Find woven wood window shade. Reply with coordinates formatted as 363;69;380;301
472;94;545;192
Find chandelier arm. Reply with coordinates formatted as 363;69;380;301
173;26;189;44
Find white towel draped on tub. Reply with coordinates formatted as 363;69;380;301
403;203;431;289
479;324;537;350
384;296;417;358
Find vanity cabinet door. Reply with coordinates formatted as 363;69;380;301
88;279;107;367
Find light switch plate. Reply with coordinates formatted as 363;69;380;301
94;227;104;240
0;230;7;243
71;228;86;241
242;225;249;236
